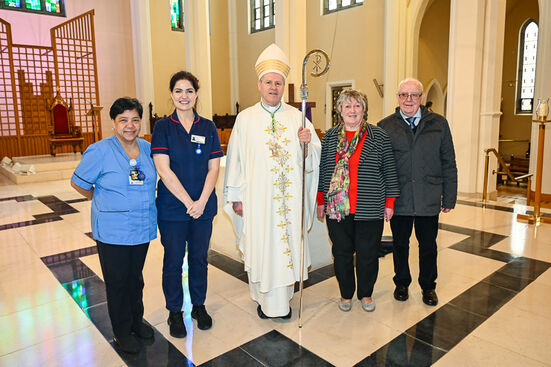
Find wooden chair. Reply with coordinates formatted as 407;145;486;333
46;88;84;156
217;128;232;155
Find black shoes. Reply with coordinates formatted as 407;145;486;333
257;305;269;319
394;286;409;301
114;334;140;354
257;305;292;319
169;306;213;336
394;286;437;305
168;311;187;338
113;321;153;353
191;305;213;330
132;321;154;339
422;289;438;306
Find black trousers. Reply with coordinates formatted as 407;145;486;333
389;215;439;290
96;240;149;338
327;215;384;299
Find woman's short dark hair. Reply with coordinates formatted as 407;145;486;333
169;70;200;92
109;97;143;120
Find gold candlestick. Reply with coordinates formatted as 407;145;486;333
517;99;551;224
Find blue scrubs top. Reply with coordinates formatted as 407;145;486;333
72;135;158;245
151;110;223;221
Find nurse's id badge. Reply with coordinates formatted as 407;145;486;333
191;135;206;144
191;135;205;155
129;168;145;185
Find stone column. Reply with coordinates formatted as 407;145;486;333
275;0;307;101
227;0;239;114
383;0;407;116
446;0;486;193
184;0;213;119
130;0;155;134
530;0;551;193
477;0;507;195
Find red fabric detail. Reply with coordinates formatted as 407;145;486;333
385;197;396;209
317;191;324;206
169;114;180;124
152;147;168;150
170;111;200;124
334;130;366;214
53;104;69;134
210;150;222;154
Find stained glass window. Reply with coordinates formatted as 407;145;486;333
251;0;274;33
324;0;363;14
517;20;538;113
4;1;21;7
25;0;41;10
44;0;61;13
1;0;64;16
170;0;184;31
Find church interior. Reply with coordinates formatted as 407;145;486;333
1;0;551;366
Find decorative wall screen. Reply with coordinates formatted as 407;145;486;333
0;19;17;145
0;10;100;157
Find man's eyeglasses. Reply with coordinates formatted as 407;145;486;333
398;92;422;100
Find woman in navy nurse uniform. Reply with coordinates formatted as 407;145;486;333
151;71;222;338
71;98;157;354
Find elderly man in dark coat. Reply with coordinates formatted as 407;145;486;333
378;78;457;306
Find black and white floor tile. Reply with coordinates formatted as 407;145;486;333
1;178;551;366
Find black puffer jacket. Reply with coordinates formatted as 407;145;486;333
378;106;457;216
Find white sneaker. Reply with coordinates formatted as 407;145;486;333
361;299;376;312
338;299;352;312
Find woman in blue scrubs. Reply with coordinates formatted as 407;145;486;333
151;71;222;338
71;98;157;354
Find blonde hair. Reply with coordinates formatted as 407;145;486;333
335;89;368;121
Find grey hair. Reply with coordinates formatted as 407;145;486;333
397;78;424;94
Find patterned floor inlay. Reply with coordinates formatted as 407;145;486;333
0;195;78;230
357;222;550;366
14;194;550;366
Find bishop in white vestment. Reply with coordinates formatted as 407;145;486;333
223;44;321;318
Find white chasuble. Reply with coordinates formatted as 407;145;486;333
224;102;321;316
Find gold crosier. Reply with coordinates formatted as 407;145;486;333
298;49;330;328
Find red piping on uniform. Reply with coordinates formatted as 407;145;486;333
169;114;180;124
170;113;199;124
210;150;222;154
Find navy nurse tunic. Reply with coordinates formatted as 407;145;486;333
151;110;223;220
151;109;223;310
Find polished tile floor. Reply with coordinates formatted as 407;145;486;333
1;174;551;366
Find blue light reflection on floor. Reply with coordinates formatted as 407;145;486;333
62;279;91;319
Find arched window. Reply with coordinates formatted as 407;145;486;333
517;19;538;114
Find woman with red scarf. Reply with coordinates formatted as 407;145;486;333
317;89;399;313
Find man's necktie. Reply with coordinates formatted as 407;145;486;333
406;117;417;134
